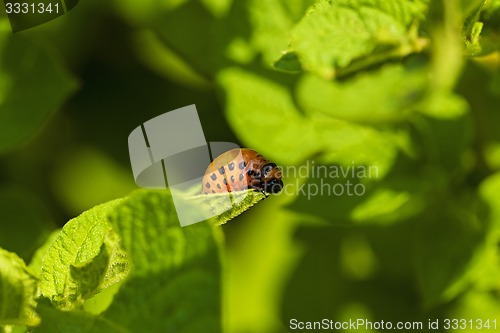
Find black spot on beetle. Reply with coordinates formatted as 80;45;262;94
230;175;235;183
218;167;225;175
239;161;246;170
217;183;221;189
239;174;244;181
212;190;216;193
210;173;217;181
228;162;235;171
205;182;211;188
223;178;228;185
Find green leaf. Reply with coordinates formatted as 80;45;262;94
40;199;127;310
69;231;128;302
290;0;427;77
297;64;427;124
463;0;485;56
463;0;500;55
190;189;267;225
0;34;77;155
130;0;313;76
218;67;322;165
28;230;60;280
219;67;407;176
0;248;38;326
101;190;222;332
36;190;223;332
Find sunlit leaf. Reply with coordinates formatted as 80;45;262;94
297;64;427;124
290;0;427;77
36;190;223;332
39;199;127;309
189;189;267;225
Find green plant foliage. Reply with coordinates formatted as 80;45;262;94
2;0;500;332
218;68;321;165
101;191;222;333
34;190;222;332
39;199;126;310
297;64;427;124
0;248;38;326
190;189;267;225
287;0;428;78
28;230;61;279
463;0;500;55
0;32;76;155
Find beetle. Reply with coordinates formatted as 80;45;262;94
202;148;283;195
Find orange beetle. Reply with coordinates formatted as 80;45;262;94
202;148;283;195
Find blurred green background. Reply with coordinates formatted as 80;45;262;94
2;0;500;332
